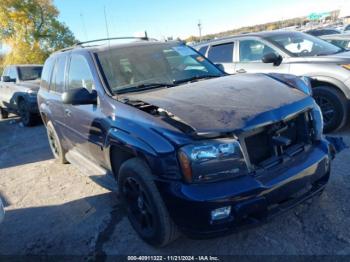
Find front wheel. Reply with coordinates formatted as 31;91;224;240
0;107;9;120
118;158;179;247
18;100;36;126
313;86;348;133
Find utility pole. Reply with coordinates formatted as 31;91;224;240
198;20;202;42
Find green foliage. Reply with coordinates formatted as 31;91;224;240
0;0;77;67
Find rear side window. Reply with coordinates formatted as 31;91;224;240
198;45;208;55
68;55;95;92
50;56;67;93
207;42;234;63
41;58;55;90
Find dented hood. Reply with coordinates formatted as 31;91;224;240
123;74;309;133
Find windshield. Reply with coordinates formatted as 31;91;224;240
18;66;43;81
96;43;223;94
265;32;343;57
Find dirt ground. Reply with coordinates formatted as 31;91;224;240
0;115;350;258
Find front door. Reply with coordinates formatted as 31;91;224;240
2;67;19;109
64;54;106;164
235;39;290;74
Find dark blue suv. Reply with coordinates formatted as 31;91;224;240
38;37;333;247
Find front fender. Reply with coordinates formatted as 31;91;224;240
309;75;350;99
104;127;181;179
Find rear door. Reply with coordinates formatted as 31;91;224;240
207;42;236;74
46;55;70;145
235;38;290;74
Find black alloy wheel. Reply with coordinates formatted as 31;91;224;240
122;177;156;238
314;95;335;127
313;86;348;133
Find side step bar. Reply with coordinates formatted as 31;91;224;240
65;149;117;191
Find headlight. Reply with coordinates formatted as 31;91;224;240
311;104;323;140
178;139;248;183
341;64;350;70
26;89;37;96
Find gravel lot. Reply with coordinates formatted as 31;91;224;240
0;116;350;258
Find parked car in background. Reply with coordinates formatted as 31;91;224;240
193;31;350;132
320;33;350;50
343;24;350;33
0;64;43;126
305;28;341;37
0;197;4;224
38;37;333;247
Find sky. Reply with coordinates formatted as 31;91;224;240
54;0;349;41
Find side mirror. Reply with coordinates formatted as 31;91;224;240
1;76;15;82
215;63;225;72
62;88;97;105
262;53;283;66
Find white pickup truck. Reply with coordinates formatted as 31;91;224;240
0;64;43;126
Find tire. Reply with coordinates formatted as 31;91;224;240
313;86;348;133
0;107;9;120
118;158;179;247
46;121;68;164
18;99;36;126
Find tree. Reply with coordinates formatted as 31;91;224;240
0;0;76;67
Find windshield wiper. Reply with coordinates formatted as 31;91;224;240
117;82;174;94
173;75;221;85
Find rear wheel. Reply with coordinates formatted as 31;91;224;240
0;107;9;120
18;100;36;126
46;121;67;164
118;158;179;247
313;86;348;133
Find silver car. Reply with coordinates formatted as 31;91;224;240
193;31;350;132
0;197;4;224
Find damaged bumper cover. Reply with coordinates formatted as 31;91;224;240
156;139;331;238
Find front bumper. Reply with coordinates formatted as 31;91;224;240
156;140;331;238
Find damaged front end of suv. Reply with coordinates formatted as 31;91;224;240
114;71;333;240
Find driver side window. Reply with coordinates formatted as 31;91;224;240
68;55;95;92
239;40;277;62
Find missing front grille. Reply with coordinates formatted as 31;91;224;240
244;111;312;168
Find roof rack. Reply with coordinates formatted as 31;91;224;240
75;36;149;46
56;32;153;53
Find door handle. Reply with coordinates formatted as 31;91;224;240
236;69;246;73
65;108;72;117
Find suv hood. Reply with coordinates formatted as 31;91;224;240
297;50;350;63
123;74;309;134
